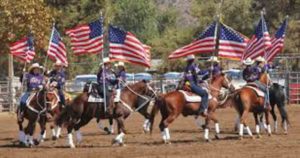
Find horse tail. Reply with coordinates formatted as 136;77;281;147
149;94;164;134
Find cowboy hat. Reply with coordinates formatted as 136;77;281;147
243;58;254;65
54;60;63;66
207;56;220;63
255;56;266;63
117;62;125;67
185;55;195;61
99;57;111;66
29;63;41;71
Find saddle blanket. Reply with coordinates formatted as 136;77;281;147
179;90;212;102
88;95;119;103
245;86;265;97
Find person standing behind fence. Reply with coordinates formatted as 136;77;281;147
48;61;66;107
18;63;44;121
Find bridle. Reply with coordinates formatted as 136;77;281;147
119;81;157;112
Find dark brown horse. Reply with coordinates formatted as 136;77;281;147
17;88;54;147
151;74;233;143
56;80;156;148
229;73;272;139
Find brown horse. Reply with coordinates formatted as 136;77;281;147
17;88;55;147
151;74;233;143
56;80;156;148
232;73;272;139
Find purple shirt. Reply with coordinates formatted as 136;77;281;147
117;70;127;82
97;68;116;86
25;73;44;91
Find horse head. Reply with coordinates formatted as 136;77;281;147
211;73;234;92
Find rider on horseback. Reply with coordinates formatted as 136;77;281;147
97;57;116;115
242;56;270;109
19;63;44;121
184;55;209;116
115;62;127;101
207;56;222;79
48;61;66;107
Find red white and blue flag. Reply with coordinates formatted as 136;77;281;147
66;18;104;55
108;25;151;67
243;15;271;60
47;26;68;66
265;18;288;62
218;23;248;60
168;22;217;59
9;35;35;63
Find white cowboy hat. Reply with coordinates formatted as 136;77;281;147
29;63;41;71
99;57;111;66
207;56;220;63
54;60;63;66
117;62;125;67
185;55;195;61
255;56;266;63
243;58;255;65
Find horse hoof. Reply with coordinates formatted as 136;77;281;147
104;127;112;135
239;136;243;140
215;134;220;140
70;145;76;148
205;139;211;143
201;125;206;130
52;136;57;141
34;139;40;146
19;141;26;147
284;131;288;135
256;135;262;139
268;134;272;137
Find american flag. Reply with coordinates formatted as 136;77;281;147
168;22;216;59
47;26;68;66
66;18;103;55
265;18;288;62
218;23;248;60
108;25;151;67
9;35;35;63
243;15;271;60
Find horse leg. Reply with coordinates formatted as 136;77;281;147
277;102;289;134
243;122;254;139
265;110;272;136
205;112;220;140
143;118;151;133
161;113;179;144
107;118;114;134
74;117;92;145
17;119;26;145
239;110;249;140
25;120;36;147
66;124;75;148
194;116;205;130
50;124;57;140
37;117;47;144
55;124;62;139
253;113;261;138
113;117;126;146
270;104;278;133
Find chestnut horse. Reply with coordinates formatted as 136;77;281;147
230;73;272;139
56;80;156;148
17;88;55;147
151;74;233;143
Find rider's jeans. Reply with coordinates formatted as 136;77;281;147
254;80;270;106
190;82;209;112
20;92;31;107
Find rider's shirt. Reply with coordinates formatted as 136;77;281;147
116;70;127;83
97;67;116;86
242;65;257;82
49;70;66;89
211;64;222;77
25;73;44;91
184;63;207;84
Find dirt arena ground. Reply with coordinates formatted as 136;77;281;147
0;105;299;158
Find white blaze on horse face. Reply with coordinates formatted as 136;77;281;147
239;124;244;136
67;133;75;148
204;128;209;140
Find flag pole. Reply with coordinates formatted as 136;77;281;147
44;22;55;74
100;11;107;112
210;0;223;83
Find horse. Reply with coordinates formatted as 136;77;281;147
230;73;272;139
56;80;156;148
17;88;55;147
255;83;290;134
150;73;233;143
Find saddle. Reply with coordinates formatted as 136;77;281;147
179;90;212;102
85;82;119;103
244;83;265;97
